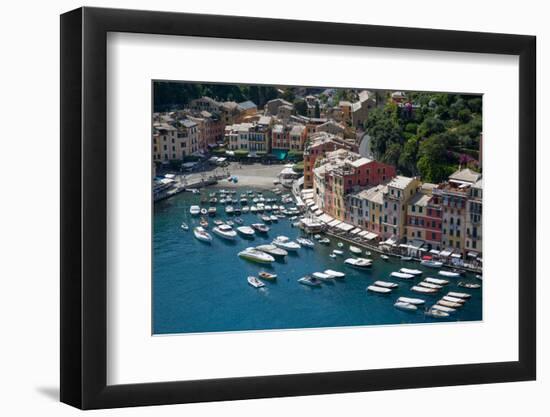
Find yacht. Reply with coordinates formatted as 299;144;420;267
272;236;301;251
312;272;333;281
255;244;288;258
200;208;208;216
318;238;330;245
236;226;255;237
344;258;373;269
251;223;270;233
212;224;237;240
296;237;315;248
298;276;322;287
323;269;345;278
238;248;275;264
380;254;390;261
193;226;212;243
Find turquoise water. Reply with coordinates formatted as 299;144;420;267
153;187;482;335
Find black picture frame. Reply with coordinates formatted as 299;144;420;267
60;6;536;410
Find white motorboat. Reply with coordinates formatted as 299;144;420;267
258;271;277;280
265;205;272;211
394;301;418;311
426;308;450;318
261;215;272;223
367;285;391;294
207;207;217;216
438;299;462;309
180;222;189;231
344;258;373;269
213;224;237;240
442;295;466;304
349;246;362;255
475;274;483;281
458;281;481;289
390;271;414;279
193;226;212;243
190;205;201;216
236;226;255;237
314;234;321;240
256;244;288;258
418;281;442;290
242;206;250;213
225;206;235;215
318;238;330;245
397;296;425;305
312;272;333;281
247;276;265;288
421;260;443;268
411;285;437;294
332;249;344;256
296;237;315;248
238;248;275;264
425;277;449;285
272;236;301;251
298;276;322;287
400;256;413;261
251;223;270;233
323;269;345;278
400;268;422;275
431;304;455;313
380;254;390;260
213;219;224;226
447;291;471;299
270;215;278;222
374;280;398;289
439;270;460;278
250;206;258;213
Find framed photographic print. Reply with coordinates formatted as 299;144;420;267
60;6;536;410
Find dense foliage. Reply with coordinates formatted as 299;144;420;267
153;82;278;112
364;93;482;183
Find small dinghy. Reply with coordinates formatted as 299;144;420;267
332;249;344;256
442;295;466;304
400;268;422;276
323;269;345;279
213;219;224;226
180;222;189;231
425;277;449;285
380;254;390;261
312;272;333;281
349;246;362;255
438;299;462;309
367;285;391;294
314;234;321;240
439;270;460;278
199;218;209;228
411;285;437;294
426;308;450;318
247;276;265;288
418;281;442;290
390;271;414;279
329;254;337;259
374;280;398;289
296;238;315;248
447;291;471;299
431;304;455;313
458;282;481;289
398;296;425;305
337;242;344;248
258;271;277;280
298;276;322;287
394;301;417;311
261;215;272;223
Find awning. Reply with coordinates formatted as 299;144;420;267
451;253;462;258
365;232;378;240
350;228;362;235
318;214;334;223
337;222;355;232
314;209;323;216
306;200;315;207
429;249;440;255
328;219;342;227
358;231;369;237
310;205;319;211
440;250;453;257
467;251;479;258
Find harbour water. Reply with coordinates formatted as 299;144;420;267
153;187;482;335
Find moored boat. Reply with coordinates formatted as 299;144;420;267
425;277;449;285
312;272;333;281
272;236;301;251
255;244;288;258
442;295;466;303
225;205;235;215
394;301;417;311
420;260;443;268
323;269;345;278
411;285;437;294
180;222;189;231
193;226;212;243
258;271;277;280
426;308;450;318
199;218;209;228
349;246;362;255
400;256;413;261
390;271;414;279
447;291;471;299
438;299;463;308
439;270;460;278
374;280;398;289
296;237;315;248
247;276;265;288
398;296;425;305
400;268;422;276
190;205;200;216
318;238;330;245
238;247;275;264
344;258;373;269
380;254;390;260
458;281;481;289
298;276;322;287
367;285;391;294
208;207;217;216
236;226;255;237
431;304;455;313
418;281;442;289
200;208;208;216
212;224;237;240
332;249;344;256
251;223;270;233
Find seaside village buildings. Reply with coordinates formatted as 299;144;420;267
152;89;482;260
